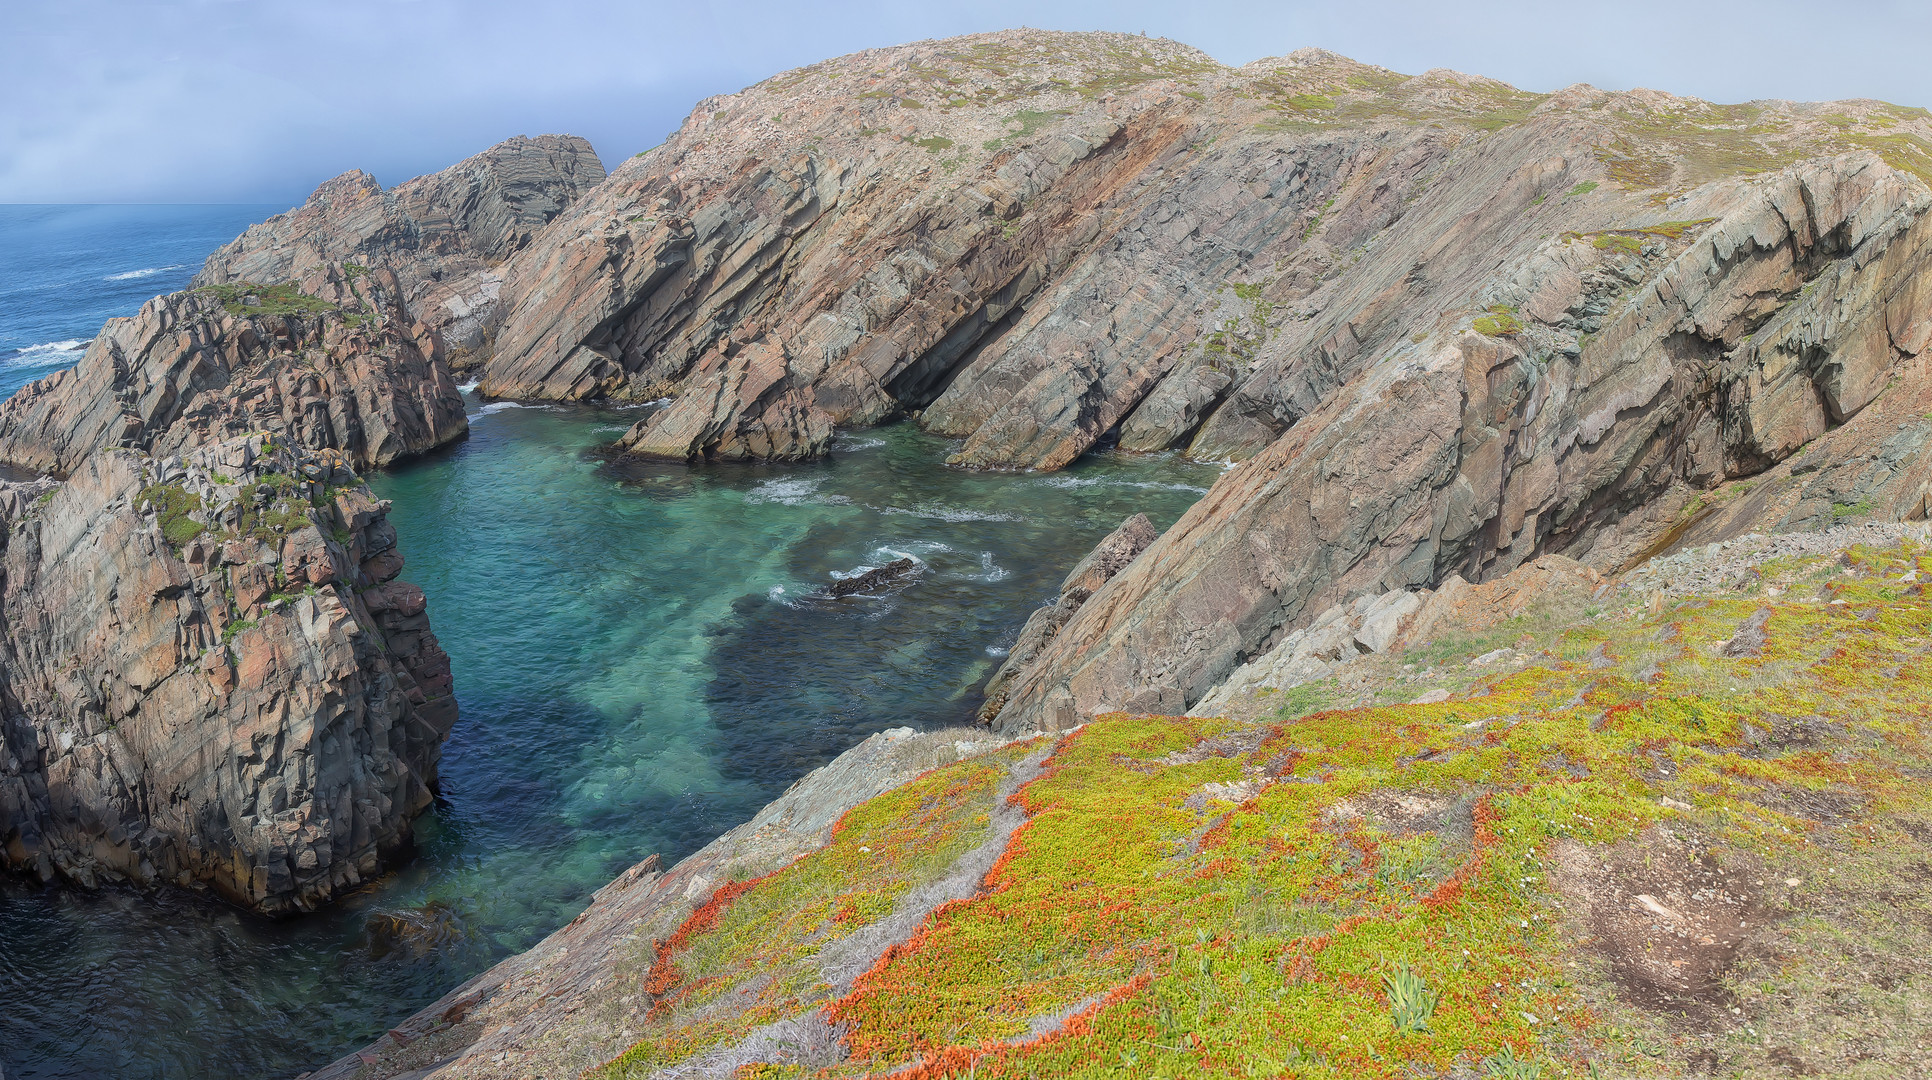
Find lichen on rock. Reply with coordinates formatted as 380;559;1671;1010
0;434;454;912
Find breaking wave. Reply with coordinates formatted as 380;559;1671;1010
103;264;185;281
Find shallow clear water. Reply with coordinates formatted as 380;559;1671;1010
0;205;280;399
1;387;1219;1077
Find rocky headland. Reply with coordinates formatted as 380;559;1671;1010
195;134;607;363
0;132;608;912
0;434;454;912
6;22;1932;1079
260;28;1932;1078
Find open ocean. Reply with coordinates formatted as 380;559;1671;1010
0;205;280;400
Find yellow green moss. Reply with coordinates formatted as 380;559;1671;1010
582;541;1932;1078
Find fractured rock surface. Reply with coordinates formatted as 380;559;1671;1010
0;266;467;477
0;435;455;912
987;150;1932;731
196;134;606;360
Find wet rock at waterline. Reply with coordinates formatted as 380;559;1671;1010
0;434;456;914
824;557;922;598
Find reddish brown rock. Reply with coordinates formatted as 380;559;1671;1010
0;267;467;477
0;436;455;913
195;135;606;358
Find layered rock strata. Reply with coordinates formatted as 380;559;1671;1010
986;151;1932;731
977;512;1156;722
195;135;606;359
0;434;455;912
0;265;467;477
425;31;1932;478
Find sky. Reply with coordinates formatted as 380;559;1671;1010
5;0;1932;205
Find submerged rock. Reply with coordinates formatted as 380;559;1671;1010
364;900;468;960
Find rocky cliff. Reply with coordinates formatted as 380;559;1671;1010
195;134;606;359
0;265;467;477
0;152;531;911
986;150;1932;732
0;434;455;912
445;31;1932;482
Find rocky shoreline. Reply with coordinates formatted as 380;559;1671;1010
4;22;1932;1078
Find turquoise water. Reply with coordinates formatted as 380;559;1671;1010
1;395;1219;1079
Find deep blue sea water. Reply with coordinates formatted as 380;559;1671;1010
0;206;1220;1079
0;205;281;400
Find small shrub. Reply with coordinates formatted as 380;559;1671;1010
1565;181;1599;197
221;619;257;644
1473;310;1524;336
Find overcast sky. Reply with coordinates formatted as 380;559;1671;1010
5;0;1931;204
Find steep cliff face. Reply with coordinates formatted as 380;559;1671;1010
0;266;467;477
0;435;455;913
461;30;1932;477
195;134;606;357
988;152;1932;731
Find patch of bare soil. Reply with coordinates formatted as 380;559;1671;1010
1551;827;1761;1027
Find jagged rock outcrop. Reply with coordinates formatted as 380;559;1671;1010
987;151;1932;731
0;434;455;913
0;266;467;476
195;135;606;359
456;31;1932;475
977;512;1156;722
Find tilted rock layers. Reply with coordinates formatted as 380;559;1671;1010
195;134;606;359
421;30;1932;477
0;435;455;912
988;152;1932;731
0;185;502;911
0;265;467;477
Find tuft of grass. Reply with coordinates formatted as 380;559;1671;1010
1383;964;1438;1034
1473;309;1524;336
139;483;206;549
1482;1044;1544;1078
1564;181;1599;198
196;281;335;318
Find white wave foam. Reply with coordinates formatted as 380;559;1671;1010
457;380;480;394
833;436;886;451
1036;475;1209;494
877;503;1022;523
986;645;1010;658
745;477;851;506
611;397;674;410
468;401;553;420
873;541;950;564
103;264;184;281
592;424;630;434
5;339;89;367
955;551;1010;583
